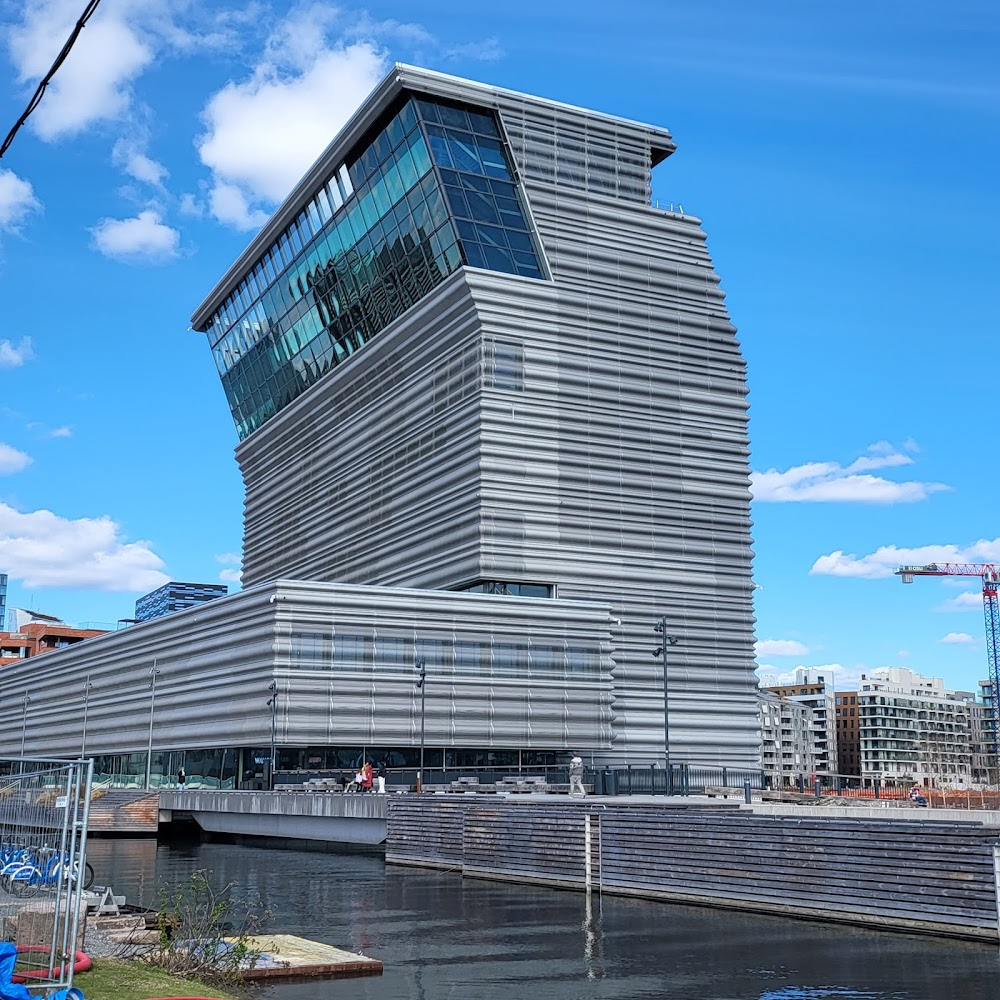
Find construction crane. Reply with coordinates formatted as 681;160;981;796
896;563;1000;754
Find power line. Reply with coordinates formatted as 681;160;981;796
0;0;103;160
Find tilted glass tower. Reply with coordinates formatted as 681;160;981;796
192;65;758;766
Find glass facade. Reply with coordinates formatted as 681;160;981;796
135;581;229;623
204;94;545;440
285;629;598;676
0;573;6;632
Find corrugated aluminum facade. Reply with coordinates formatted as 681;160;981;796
194;66;758;766
0;582;615;759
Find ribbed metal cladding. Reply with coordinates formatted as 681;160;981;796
0;582;615;759
226;69;757;766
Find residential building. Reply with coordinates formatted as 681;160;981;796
0;574;6;633
0;66;759;774
858;667;975;787
760;691;816;786
762;668;837;774
135;582;229;623
835;690;861;776
0;616;106;667
972;680;998;784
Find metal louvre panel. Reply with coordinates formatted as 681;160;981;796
0;582;615;757
237;274;485;591
220;73;757;767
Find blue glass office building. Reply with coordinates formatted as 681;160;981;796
135;581;229;623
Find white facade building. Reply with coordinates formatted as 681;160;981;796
858;667;975;787
761;667;837;775
759;691;817;786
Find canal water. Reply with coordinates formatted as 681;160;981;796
85;838;999;999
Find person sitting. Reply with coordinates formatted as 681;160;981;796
909;783;928;807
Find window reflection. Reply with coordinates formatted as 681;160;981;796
205;94;546;440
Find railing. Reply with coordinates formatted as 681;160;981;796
764;773;1000;810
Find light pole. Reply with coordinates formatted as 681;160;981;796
267;681;278;790
653;618;679;776
19;692;30;756
415;657;427;793
144;661;160;791
81;675;93;757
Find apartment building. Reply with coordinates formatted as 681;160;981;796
858;667;975;787
760;691;817;785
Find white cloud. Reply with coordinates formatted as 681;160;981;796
0;170;41;231
112;137;168;187
208;183;269;231
0;501;168;590
936;591;986;612
90;209;180;262
755;638;810;658
219;567;243;584
49;426;72;438
196;6;387;227
940;632;976;644
0;337;35;368
811;538;1000;580
178;193;205;218
751;442;947;504
7;0;153;140
444;37;504;62
0;444;32;474
215;552;241;565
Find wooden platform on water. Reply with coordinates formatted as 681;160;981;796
238;934;382;979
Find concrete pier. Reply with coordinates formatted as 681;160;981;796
158;789;388;845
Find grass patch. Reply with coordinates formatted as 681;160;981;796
73;958;240;1000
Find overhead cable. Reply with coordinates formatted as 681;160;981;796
0;0;103;160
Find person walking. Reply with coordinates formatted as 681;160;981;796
569;755;586;796
362;760;373;793
376;760;387;794
177;766;186;788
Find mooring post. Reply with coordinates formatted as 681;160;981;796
743;779;751;804
584;814;592;891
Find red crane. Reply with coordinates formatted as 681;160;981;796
896;563;1000;754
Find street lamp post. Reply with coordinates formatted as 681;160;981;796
19;692;30;756
267;681;278;790
81;674;93;757
653;618;679;778
415;657;427;793
145;661;160;791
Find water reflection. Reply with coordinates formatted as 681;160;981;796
85;839;999;1000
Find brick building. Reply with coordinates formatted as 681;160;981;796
835;690;861;776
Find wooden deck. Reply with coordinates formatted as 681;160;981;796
386;797;1000;941
238;934;382;979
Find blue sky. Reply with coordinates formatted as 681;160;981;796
0;1;997;693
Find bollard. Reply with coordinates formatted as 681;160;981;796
814;778;821;799
874;779;880;799
743;779;752;804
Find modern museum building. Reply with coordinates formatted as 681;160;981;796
0;65;758;785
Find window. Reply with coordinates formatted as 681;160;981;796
455;641;483;675
334;634;370;671
483;337;528;392
375;635;410;669
290;632;329;670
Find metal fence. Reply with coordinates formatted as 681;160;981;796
0;757;93;992
275;762;767;796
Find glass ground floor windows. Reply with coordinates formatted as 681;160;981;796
87;745;568;789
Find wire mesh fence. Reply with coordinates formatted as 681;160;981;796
0;757;93;992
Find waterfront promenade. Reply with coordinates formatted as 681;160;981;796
145;789;1000;941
